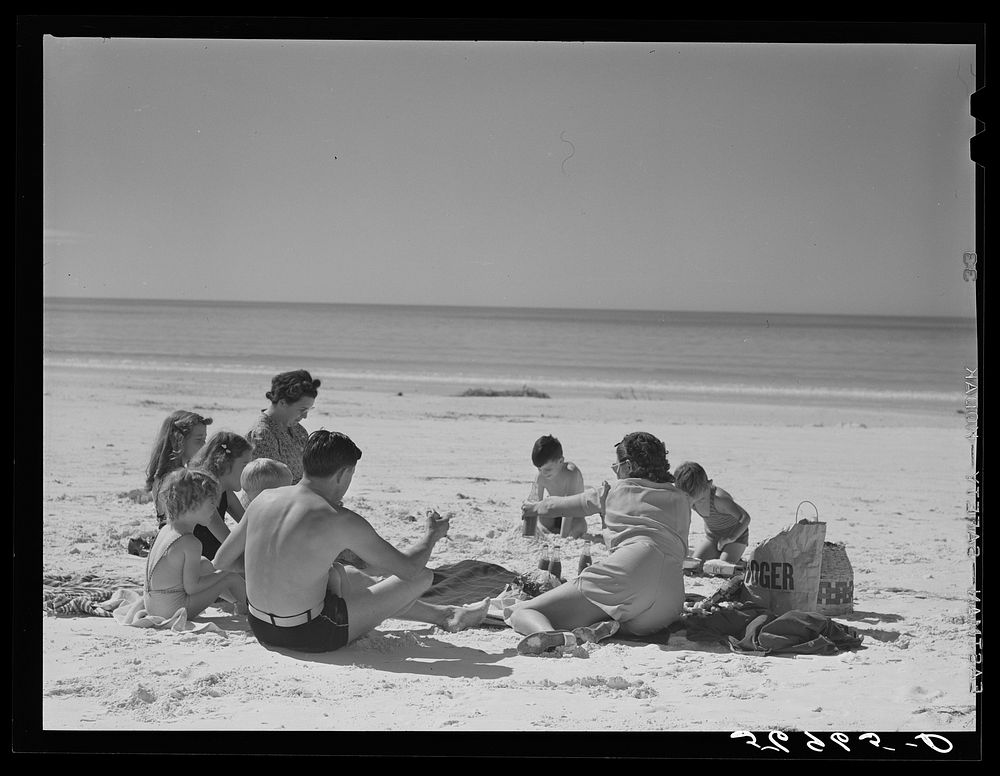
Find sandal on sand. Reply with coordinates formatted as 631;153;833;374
517;630;577;655
572;620;621;644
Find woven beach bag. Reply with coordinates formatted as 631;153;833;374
794;501;854;615
817;540;855;616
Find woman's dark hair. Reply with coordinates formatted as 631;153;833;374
188;431;253;479
614;431;674;483
267;370;321;405
145;410;213;494
531;435;564;467
302;430;362;479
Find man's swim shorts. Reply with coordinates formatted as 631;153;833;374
248;589;350;653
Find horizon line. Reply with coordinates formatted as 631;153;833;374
40;294;978;322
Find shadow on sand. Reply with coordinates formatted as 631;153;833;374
852;627;902;643
257;626;514;679
836;610;905;624
194;614;254;633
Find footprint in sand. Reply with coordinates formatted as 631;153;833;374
908;685;945;701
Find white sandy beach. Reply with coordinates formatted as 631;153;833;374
40;362;979;734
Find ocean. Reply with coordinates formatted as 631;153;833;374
42;298;978;409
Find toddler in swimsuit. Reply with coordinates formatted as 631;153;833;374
144;468;247;619
529;435;587;539
673;461;751;564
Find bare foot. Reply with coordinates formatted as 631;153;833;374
443;598;491;632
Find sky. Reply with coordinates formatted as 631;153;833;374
42;36;978;317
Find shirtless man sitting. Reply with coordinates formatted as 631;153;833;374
214;430;490;653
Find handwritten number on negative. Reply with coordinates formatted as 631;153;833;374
735;731;953;754
830;733;851;751
915;733;953;754
804;732;825;752
764;731;790;752
731;731;789;753
732;731;761;749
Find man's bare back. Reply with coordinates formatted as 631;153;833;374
242;484;350;616
217;430;490;649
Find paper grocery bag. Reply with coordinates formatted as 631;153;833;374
742;502;827;615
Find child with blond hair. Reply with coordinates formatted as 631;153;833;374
143;468;247;619
237;458;293;508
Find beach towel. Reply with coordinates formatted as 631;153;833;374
728;610;864;656
423;560;519;607
98;588;226;636
43;572;143;617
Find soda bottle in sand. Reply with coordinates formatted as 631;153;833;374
549;545;562;579
577;548;593;574
537;545;551;572
523;481;540;536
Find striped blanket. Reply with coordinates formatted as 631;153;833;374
43;572;142;617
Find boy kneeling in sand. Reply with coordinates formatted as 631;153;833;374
529;435;588;539
215;430;489;653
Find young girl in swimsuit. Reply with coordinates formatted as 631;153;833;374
514;431;692;655
146;410;212;527
144;468;247;619
673;461;751;564
186;432;253;560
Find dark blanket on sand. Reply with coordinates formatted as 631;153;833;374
606;593;708;646
422;560;519;606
